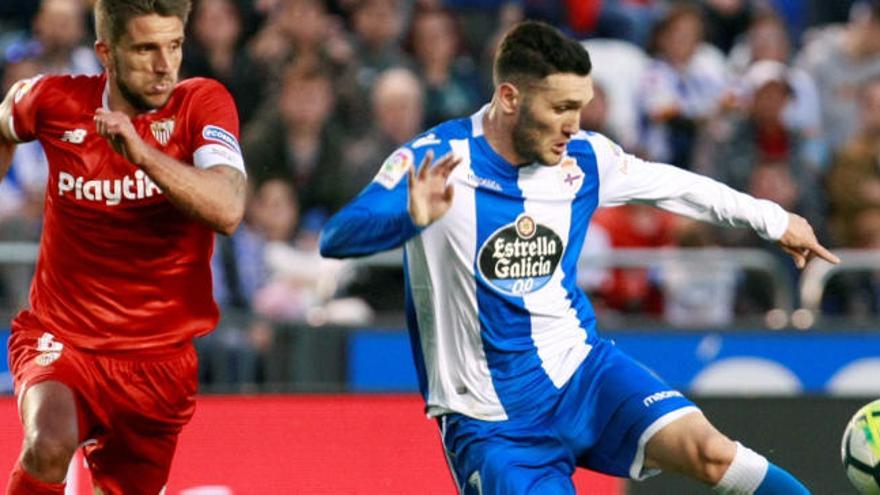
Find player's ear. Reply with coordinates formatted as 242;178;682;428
94;40;112;72
496;82;521;115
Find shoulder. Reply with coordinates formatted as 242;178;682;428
417;117;471;144
20;73;99;99
174;77;239;132
174;77;233;100
15;73;103;119
402;117;471;154
568;131;629;173
568;130;615;156
370;118;471;190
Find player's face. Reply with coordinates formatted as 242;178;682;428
107;15;184;112
511;74;593;166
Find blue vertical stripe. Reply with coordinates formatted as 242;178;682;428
471;138;559;417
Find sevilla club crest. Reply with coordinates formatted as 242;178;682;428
150;118;175;146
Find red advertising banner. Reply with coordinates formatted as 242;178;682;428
0;395;623;494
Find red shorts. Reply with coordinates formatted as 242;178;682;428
8;325;198;495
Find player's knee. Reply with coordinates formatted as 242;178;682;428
22;428;77;480
691;433;736;485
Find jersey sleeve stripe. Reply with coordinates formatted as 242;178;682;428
7;115;21;143
192;143;246;175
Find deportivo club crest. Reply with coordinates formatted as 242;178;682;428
558;156;584;192
477;214;564;296
150;118;175;146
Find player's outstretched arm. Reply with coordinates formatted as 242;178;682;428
777;212;840;268
593;135;841;267
94;108;245;235
320;149;460;258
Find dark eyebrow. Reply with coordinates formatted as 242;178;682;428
131;37;185;49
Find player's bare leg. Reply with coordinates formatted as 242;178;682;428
18;381;78;482
643;411;809;494
644;411;735;484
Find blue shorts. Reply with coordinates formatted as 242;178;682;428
439;338;698;495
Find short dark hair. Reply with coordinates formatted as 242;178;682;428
95;0;192;44
493;21;592;86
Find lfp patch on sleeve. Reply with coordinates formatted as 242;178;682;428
374;147;414;189
201;125;241;153
13;74;43;103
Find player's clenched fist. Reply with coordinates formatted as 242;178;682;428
94;108;148;165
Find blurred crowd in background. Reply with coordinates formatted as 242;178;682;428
1;0;880;382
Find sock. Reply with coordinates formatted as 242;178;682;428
713;442;810;495
754;464;810;495
5;461;66;495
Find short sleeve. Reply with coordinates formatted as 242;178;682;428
188;80;246;175
9;74;48;143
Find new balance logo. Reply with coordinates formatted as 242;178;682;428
35;332;63;366
60;129;87;144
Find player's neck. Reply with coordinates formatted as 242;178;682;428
107;91;136;118
107;80;151;119
483;102;526;166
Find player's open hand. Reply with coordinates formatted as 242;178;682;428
778;212;840;269
408;150;461;227
94;108;148;165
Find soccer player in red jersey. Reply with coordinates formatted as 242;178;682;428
0;1;247;493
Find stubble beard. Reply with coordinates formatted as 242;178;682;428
112;54;173;113
511;103;551;166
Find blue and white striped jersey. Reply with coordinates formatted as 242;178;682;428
320;106;789;421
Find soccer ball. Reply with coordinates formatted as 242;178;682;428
842;399;880;495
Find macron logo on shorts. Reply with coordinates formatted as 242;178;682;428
202;125;240;153
642;390;683;407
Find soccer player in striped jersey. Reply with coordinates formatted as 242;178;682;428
321;21;837;495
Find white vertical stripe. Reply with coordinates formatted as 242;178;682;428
411;138;506;420
6;115;20;142
470;106;487;137
517;163;590;388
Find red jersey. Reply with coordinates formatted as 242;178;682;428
9;73;244;351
